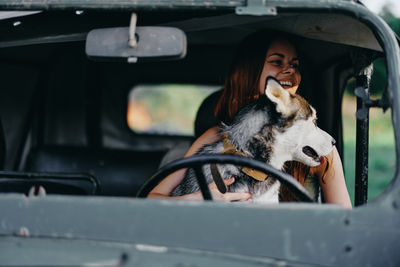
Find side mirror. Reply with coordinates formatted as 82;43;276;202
86;26;187;63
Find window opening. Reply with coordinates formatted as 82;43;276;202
127;84;220;136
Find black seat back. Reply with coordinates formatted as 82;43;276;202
0;116;99;195
25;146;167;196
0;171;99;195
0;118;6;169
194;90;222;138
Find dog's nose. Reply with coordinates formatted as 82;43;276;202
332;138;336;146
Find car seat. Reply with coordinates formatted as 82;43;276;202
0;118;99;195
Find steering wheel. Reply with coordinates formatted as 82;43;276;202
136;154;314;202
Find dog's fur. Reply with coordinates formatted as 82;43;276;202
171;77;335;203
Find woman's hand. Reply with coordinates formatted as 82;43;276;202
185;177;252;202
148;177;252;202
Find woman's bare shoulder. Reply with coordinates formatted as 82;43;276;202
185;126;221;157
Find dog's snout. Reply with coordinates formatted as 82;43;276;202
331;138;336;146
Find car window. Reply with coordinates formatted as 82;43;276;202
342;74;395;204
127;84;220;136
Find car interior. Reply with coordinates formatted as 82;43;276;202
0;8;390;201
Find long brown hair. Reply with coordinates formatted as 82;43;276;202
281;156;330;202
215;30;298;124
214;30;328;201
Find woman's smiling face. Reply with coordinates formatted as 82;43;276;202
259;38;301;95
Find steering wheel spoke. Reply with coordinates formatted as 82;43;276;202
192;165;213;200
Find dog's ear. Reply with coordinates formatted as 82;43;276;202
265;77;296;116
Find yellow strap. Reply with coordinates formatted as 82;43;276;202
221;136;268;182
240;167;268;181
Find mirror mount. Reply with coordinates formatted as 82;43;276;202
86;13;187;63
129;13;138;49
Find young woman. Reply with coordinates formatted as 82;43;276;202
148;30;352;209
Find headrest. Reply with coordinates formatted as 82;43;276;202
0;118;6;169
194;90;222;138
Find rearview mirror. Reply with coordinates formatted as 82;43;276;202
86;26;187;63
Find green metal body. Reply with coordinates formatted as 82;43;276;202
0;0;399;266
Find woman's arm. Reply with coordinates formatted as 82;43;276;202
316;147;352;209
147;126;252;202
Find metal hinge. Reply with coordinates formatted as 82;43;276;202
236;0;277;16
354;74;388;120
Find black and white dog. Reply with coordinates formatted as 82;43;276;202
171;77;335;203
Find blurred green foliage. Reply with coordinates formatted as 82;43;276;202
342;7;398;205
342;94;395;204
